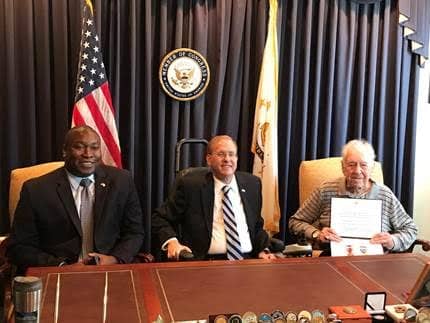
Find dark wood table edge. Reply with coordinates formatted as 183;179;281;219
26;253;430;322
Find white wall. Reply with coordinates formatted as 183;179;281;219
413;53;430;253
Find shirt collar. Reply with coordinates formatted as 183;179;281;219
336;176;376;198
66;170;95;190
213;174;239;194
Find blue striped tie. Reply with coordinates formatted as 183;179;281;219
222;185;244;260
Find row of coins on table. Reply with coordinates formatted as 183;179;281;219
213;309;332;323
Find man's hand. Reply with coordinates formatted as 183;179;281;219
167;240;192;260
85;252;118;265
318;227;342;242
258;250;277;260
370;232;394;250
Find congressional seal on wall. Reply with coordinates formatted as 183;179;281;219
159;48;210;101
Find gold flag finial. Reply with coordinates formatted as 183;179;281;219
85;0;94;15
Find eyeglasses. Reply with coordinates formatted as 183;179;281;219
210;151;237;159
344;161;369;170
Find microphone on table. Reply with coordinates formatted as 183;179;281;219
269;237;286;253
178;249;195;261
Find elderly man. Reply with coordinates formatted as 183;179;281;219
289;139;417;253
152;135;275;261
8;126;144;273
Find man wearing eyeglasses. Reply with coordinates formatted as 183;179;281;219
152;135;275;261
289;139;417;254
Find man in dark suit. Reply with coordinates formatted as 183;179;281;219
7;126;144;272
152;135;275;260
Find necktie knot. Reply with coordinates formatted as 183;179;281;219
80;178;92;188
222;185;231;195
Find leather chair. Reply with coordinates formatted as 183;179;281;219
1;161;64;321
1;161;65;251
298;157;430;253
9;161;65;224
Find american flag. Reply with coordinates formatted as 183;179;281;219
72;0;122;168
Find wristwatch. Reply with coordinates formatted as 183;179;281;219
311;230;321;241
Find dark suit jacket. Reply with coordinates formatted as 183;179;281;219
7;165;144;271
151;169;269;259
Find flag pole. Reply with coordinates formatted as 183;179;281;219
251;0;280;236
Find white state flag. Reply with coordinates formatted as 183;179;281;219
251;0;280;235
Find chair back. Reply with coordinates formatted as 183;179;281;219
177;166;209;178
298;157;384;206
9;161;64;224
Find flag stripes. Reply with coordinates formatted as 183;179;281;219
72;0;122;168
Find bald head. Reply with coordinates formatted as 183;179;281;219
64;126;100;150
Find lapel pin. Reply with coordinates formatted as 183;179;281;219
241;188;246;192
100;183;106;187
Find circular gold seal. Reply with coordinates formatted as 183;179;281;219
214;314;229;323
342;306;357;314
159;48;210;101
242;312;258;323
298;311;312;320
285;312;298;323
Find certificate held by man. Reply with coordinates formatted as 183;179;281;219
289;139;418;254
330;197;383;256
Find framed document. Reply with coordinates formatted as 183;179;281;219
407;262;430;308
330;198;383;256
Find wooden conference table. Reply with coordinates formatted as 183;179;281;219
26;253;429;323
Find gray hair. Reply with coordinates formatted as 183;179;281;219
342;139;376;164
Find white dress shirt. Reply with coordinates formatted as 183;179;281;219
208;175;253;254
67;172;95;218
